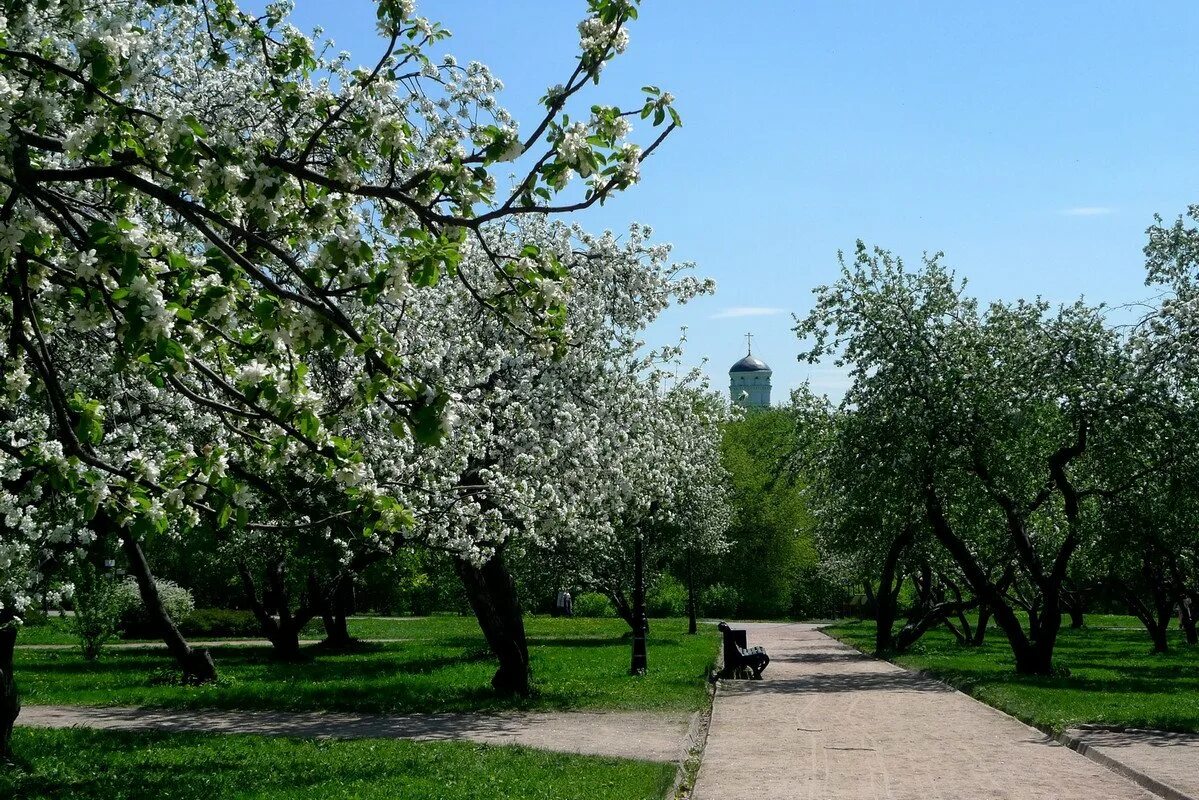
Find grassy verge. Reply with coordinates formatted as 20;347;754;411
14;615;322;646
2;728;674;800
17;616;718;714
824;616;1199;733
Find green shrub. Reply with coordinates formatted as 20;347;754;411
573;593;616;617
21;610;50;627
790;563;854;619
115;579;195;638
70;564;128;660
701;583;741;619
175;609;262;638
646;574;687;618
355;551;470;615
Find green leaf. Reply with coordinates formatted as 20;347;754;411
298;409;321;440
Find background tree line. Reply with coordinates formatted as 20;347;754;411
792;227;1199;674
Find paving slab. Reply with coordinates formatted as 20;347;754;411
1064;727;1199;800
691;622;1158;800
19;704;691;763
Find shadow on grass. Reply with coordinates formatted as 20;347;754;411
5;731;407;799
827;619;1199;733
19;618;717;718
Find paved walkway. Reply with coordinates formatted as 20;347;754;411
20;704;692;763
1065;727;1199;800
692;623;1159;800
17;638;408;651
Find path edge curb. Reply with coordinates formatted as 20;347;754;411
1054;730;1196;800
668;634;723;799
818;624;1196;800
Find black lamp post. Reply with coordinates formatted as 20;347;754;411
630;532;648;675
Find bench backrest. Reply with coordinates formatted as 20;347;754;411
720;624;749;666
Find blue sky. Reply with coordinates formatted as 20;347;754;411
289;1;1199;401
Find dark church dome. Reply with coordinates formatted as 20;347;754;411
729;354;771;373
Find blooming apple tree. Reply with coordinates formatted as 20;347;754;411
0;0;681;748
333;219;725;692
795;243;1161;675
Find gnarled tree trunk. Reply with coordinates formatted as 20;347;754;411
686;548;697;635
1063;584;1086;629
874;524;914;655
237;561;321;659
606;587;651;635
0;615;18;764
1114;563;1174;654
1180;593;1198;646
321;573;356;648
972;603;991;645
118;526;216;683
455;547;530;696
924;485;1055;674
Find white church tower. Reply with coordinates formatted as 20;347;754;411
729;333;772;408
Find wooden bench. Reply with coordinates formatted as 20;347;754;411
718;622;770;679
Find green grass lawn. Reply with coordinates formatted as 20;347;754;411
16;616;718;714
14;617;94;646
2;728;675;800
824;616;1199;733
14;615;324;646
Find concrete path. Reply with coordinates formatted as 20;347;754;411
17;638;408;651
19;704;692;763
691;622;1158;800
1065;727;1199;800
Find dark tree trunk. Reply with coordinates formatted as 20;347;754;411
1149;618;1170;653
1028;583;1064;670
609;589;636;630
972;603;991;646
924;486;1050;674
1114;574;1172;654
895;598;978;652
119;527;216;683
630;533;648;675
1066;590;1084;628
943;606;974;645
607;587;650;634
322;574;356;648
322;610;351;647
874;525;914;655
1068;605;1084;629
0;617;18;764
892;560;979;653
1002;604;1051;674
1061;581;1086;629
686;548;697;635
893;613;939;652
1169;563;1197;645
1025;598;1042;642
946;578;976;644
455;548;530;696
1180;594;1198;645
946;423;1088;675
237;561;319;659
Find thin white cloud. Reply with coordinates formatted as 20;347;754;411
1061;206;1114;217
710;306;787;319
